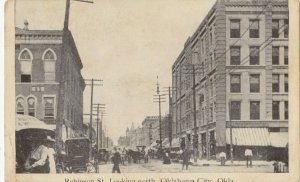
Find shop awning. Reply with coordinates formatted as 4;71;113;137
226;128;271;146
16;114;56;132
270;132;288;148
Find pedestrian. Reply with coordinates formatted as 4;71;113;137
244;148;253;168
219;151;226;166
111;147;121;173
182;149;190;170
24;136;56;173
163;152;171;164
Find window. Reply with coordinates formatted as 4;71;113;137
272;19;279;38
44;97;55;119
269;128;280;132
284;19;288;38
284;101;288;120
250;101;260;120
230;46;240;65
16;97;25;115
230;74;241;93
250;74;260;93
272;47;279;65
284;47;288;65
27;97;36;117
230;101;241;120
284;74;288;92
43;49;56;82
249;19;259;38
249;46;260;65
19;49;32;82
272;74;280;92
272;101;280;120
230;19;240;38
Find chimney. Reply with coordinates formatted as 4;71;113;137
23;19;29;30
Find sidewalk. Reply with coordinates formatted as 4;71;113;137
190;159;274;167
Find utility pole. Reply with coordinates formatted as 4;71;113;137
163;86;176;148
92;104;105;150
100;112;107;148
153;76;166;151
85;79;103;160
180;63;203;160
64;0;93;31
191;65;198;162
56;0;93;147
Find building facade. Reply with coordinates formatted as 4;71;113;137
171;0;288;160
119;116;171;149
15;22;86;140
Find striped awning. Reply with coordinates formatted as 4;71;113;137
226;128;271;146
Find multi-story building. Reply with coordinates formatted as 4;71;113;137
141;116;160;146
15;21;86;140
172;0;288;160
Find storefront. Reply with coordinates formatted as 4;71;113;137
225;127;288;160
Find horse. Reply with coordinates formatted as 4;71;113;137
127;149;143;163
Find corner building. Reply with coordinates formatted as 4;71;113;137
171;0;288;160
15;24;86;140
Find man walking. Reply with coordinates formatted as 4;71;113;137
244;148;253;168
111;147;121;173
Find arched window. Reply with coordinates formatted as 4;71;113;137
18;48;33;82
16;97;25;114
42;49;56;82
27;97;36;117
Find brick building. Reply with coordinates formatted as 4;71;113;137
171;0;288;160
15;22;85;140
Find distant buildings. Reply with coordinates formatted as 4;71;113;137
15;21;85;141
171;0;288;160
118;116;171;149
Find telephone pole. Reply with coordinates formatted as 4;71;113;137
56;0;93;147
85;78;103;160
100;112;107;148
93;104;105;150
163;86;177;148
176;63;203;160
153;76;166;151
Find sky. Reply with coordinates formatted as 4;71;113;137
15;0;215;143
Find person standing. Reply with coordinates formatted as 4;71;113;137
244;148;253;168
182;149;190;170
24;136;56;173
219;151;226;166
111;147;121;173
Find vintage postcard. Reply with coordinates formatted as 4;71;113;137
4;0;300;181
